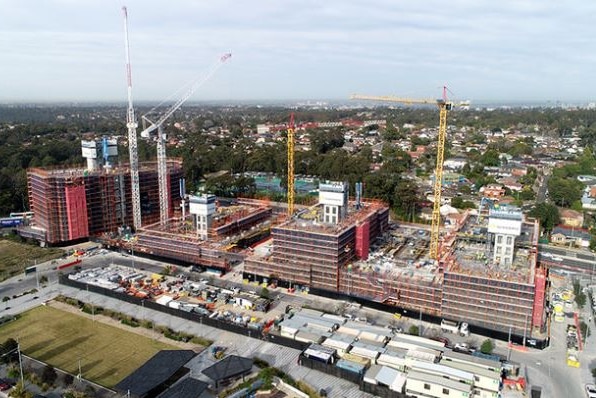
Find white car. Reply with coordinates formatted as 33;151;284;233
552;256;563;262
454;342;472;353
541;252;553;258
585;383;596;398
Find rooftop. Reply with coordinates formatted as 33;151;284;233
201;355;253;383
115;350;196;398
276;200;387;236
28;159;183;178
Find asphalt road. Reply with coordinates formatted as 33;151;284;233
539;244;596;278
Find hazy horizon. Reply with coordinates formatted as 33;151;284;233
2;0;596;104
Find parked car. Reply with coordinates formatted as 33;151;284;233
585;383;596;398
453;342;473;353
430;336;452;347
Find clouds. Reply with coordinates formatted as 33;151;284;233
0;0;595;102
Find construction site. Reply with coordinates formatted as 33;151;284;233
244;188;546;341
125;197;278;272
21;11;549;343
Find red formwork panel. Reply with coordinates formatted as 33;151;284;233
355;220;370;260
532;267;546;328
65;183;89;240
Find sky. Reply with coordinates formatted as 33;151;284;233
1;0;596;103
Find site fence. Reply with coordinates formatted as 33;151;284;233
58;274;309;350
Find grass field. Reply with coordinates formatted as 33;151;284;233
0;239;64;281
0;306;178;387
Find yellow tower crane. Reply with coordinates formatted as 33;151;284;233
287;113;295;217
350;88;453;260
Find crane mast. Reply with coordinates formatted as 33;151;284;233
351;89;452;260
287;113;295;217
140;53;232;226
122;6;141;230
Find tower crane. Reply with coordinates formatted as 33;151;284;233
287;113;295;217
139;53;232;226
122;6;142;230
351;87;453;260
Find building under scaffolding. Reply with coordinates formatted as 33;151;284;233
26;159;183;244
244;181;390;291
245;194;547;339
128;198;275;272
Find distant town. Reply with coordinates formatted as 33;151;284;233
1;102;596;398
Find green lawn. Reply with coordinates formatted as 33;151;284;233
0;239;63;281
0;306;178;387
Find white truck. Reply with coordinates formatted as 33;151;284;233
441;319;470;337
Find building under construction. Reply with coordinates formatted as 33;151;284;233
24;138;183;245
245;184;547;341
245;182;389;291
128;197;275;272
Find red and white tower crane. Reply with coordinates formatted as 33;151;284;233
122;6;142;230
139;53;232;226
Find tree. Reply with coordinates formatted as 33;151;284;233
310;129;345;154
382;120;403;141
393;179;419;220
62;373;74;386
576;292;587;309
479;149;500;167
8;383;33;398
480;339;495;354
590;236;596;252
259;287;270;299
41;365;57;386
581;321;591;341
61;389;87;398
0;338;18;364
529;203;560;234
450;197;476;210
408;325;419;336
547;177;583;207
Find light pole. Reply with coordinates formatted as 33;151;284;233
17;343;24;389
35;260;39;290
507;325;512;361
419;306;423;336
523;314;528;347
0;343;24;388
131;239;136;271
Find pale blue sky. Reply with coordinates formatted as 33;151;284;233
1;0;595;103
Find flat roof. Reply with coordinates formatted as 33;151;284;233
407;370;473;393
276;200;387;236
410;360;474;382
441;350;501;370
439;358;501;379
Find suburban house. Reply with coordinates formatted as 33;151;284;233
480;184;506;199
559;209;584;228
550;226;592;248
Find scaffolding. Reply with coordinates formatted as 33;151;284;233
244;201;390;292
26;159;183;244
